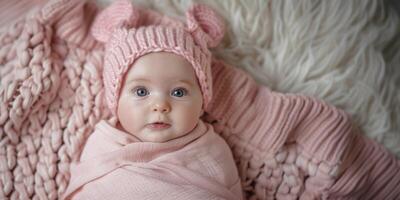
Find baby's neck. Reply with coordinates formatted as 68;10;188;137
115;122;126;132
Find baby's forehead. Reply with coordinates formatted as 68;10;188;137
123;52;199;84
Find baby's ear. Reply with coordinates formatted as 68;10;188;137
186;4;225;48
91;0;140;43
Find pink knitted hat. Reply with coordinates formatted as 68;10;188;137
91;0;225;116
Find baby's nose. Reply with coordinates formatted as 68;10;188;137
152;101;171;113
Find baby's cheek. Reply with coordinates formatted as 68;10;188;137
118;100;132;120
175;105;201;130
117;98;143;131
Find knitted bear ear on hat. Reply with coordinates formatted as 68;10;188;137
186;4;225;48
91;0;140;43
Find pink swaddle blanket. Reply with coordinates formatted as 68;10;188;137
62;120;243;200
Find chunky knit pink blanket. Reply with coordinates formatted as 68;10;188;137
1;0;399;199
62;120;242;200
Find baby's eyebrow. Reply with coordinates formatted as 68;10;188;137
126;78;149;84
177;80;194;86
125;78;194;86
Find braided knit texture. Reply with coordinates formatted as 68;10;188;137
0;0;400;199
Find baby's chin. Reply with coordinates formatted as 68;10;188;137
137;129;190;143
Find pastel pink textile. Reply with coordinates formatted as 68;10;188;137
0;0;399;199
207;60;400;199
62;120;242;200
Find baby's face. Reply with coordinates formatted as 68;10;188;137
117;52;204;142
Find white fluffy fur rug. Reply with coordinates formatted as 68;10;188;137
97;0;400;157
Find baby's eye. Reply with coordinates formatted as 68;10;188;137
133;87;149;97
171;88;187;97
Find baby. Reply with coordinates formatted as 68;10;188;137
62;0;242;199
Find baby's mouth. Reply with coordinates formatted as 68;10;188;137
146;122;171;130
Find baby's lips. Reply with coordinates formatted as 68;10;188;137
146;122;171;130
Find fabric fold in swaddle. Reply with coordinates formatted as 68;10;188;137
62;120;242;200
